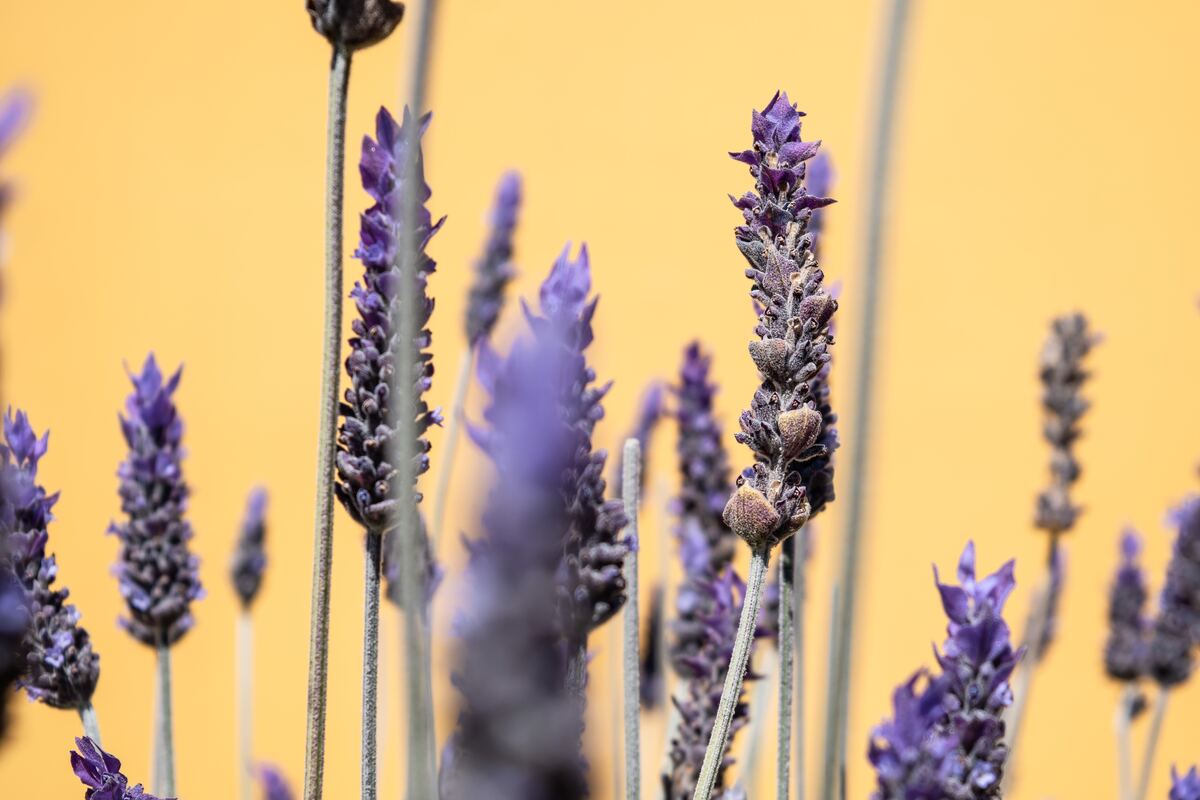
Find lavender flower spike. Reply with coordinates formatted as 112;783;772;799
0;410;100;711
464;171;522;346
258;764;296;800
112;356;202;647
1106;530;1149;681
230;488;268;610
0;568;27;739
71;736;168;800
1172;766;1200;800
1148;496;1200;687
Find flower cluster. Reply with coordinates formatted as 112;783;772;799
71;737;166;800
111;356;202;648
0;567;27;738
724;91;836;553
229;488;269;610
1148;497;1200;687
0;410;100;709
870;543;1022;799
1105;531;1149;681
1173;766;1200;800
464;171;522;346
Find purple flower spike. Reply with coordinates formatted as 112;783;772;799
1172;766;1200;800
257;764;295;800
0;409;100;709
1105;530;1148;681
465;172;522;345
111;355;202;647
1148;496;1200;686
71;736;168;800
0;568;28;738
868;673;958;800
230;488;269;609
339;106;444;606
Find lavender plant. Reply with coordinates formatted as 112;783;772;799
869;543;1022;799
72;737;167;800
1107;531;1149;682
693;91;835;800
259;765;296;800
111;355;200;796
0;565;26;740
230;488;268;800
1173;767;1200;800
0;411;101;739
0;89;31;258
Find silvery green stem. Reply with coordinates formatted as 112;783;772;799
621;439;642;800
777;538;795;800
79;702;101;746
1134;688;1169;800
238;612;254;800
821;3;913;798
566;643;588;698
395;3;440;796
430;350;472;554
740;649;777;796
794;541;807;800
155;641;176;797
1115;684;1137;800
361;530;383;800
304;43;351;800
692;546;770;800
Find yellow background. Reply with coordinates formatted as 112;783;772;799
1;1;1198;797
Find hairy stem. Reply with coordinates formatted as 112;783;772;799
778;537;795;800
621;439;642;800
303;43;351;800
238;612;253;800
1135;688;1169;800
1115;684;1136;800
361;530;383;800
820;2;913;798
430;349;473;555
155;642;176;797
795;536;807;800
692;546;770;800
79;702;101;746
740;649;776;796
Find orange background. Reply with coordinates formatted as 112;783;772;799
1;1;1199;798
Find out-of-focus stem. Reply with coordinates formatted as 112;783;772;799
304;43;351;800
79;702;101;746
155;642;176;797
361;530;383;800
430;350;472;554
820;3;913;798
1115;684;1136;800
1134;689;1169;800
740;649;776;796
795;536;807;800
238;612;253;800
692;546;770;800
777;538;795;800
621;439;642;800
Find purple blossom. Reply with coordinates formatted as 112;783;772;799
0;568;28;738
230;488;268;609
868;673;959;800
70;736;167;800
338;106;443;605
1105;530;1148;681
1172;766;1200;800
726;92;836;553
464;172;522;345
0;410;100;709
111;356;202;647
1148;496;1200;687
257;764;295;800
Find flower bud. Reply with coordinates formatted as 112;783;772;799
748;338;788;380
307;0;404;52
798;291;835;327
723;481;780;550
778;406;822;461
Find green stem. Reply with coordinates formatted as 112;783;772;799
361;530;383;800
430;350;473;555
79;702;101;746
621;439;642;800
740;650;776;796
692;546;771;800
820;2;913;798
303;43;351;800
238;612;253;800
155;642;176;797
777;538;795;800
794;537;807;800
1134;689;1169;800
1115;684;1136;800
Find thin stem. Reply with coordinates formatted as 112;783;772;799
692;546;771;800
820;2;913;798
1115;684;1136;800
777;538;795;800
303;43;351;800
740;649;777;796
155;642;176;797
396;4;441;797
566;641;589;698
79;702;101;746
794;536;807;800
238;612;254;800
430;350;473;555
361;530;383;800
1134;688;1169;800
621;439;642;800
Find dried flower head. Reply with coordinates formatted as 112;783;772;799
1105;530;1148;681
306;0;404;52
464;172;522;346
728;91;837;552
1148;497;1200;687
230;488;269;610
1173;766;1200;800
111;356;202;647
71;736;167;800
0;410;100;709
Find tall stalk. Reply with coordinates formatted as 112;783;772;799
691;547;770;800
430;350;472;553
155;641;176;797
303;43;351;800
777;537;795;800
360;530;383;800
1135;689;1169;800
621;439;642;800
237;612;253;800
794;540;807;800
79;702;101;746
1115;684;1137;800
820;3;913;798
